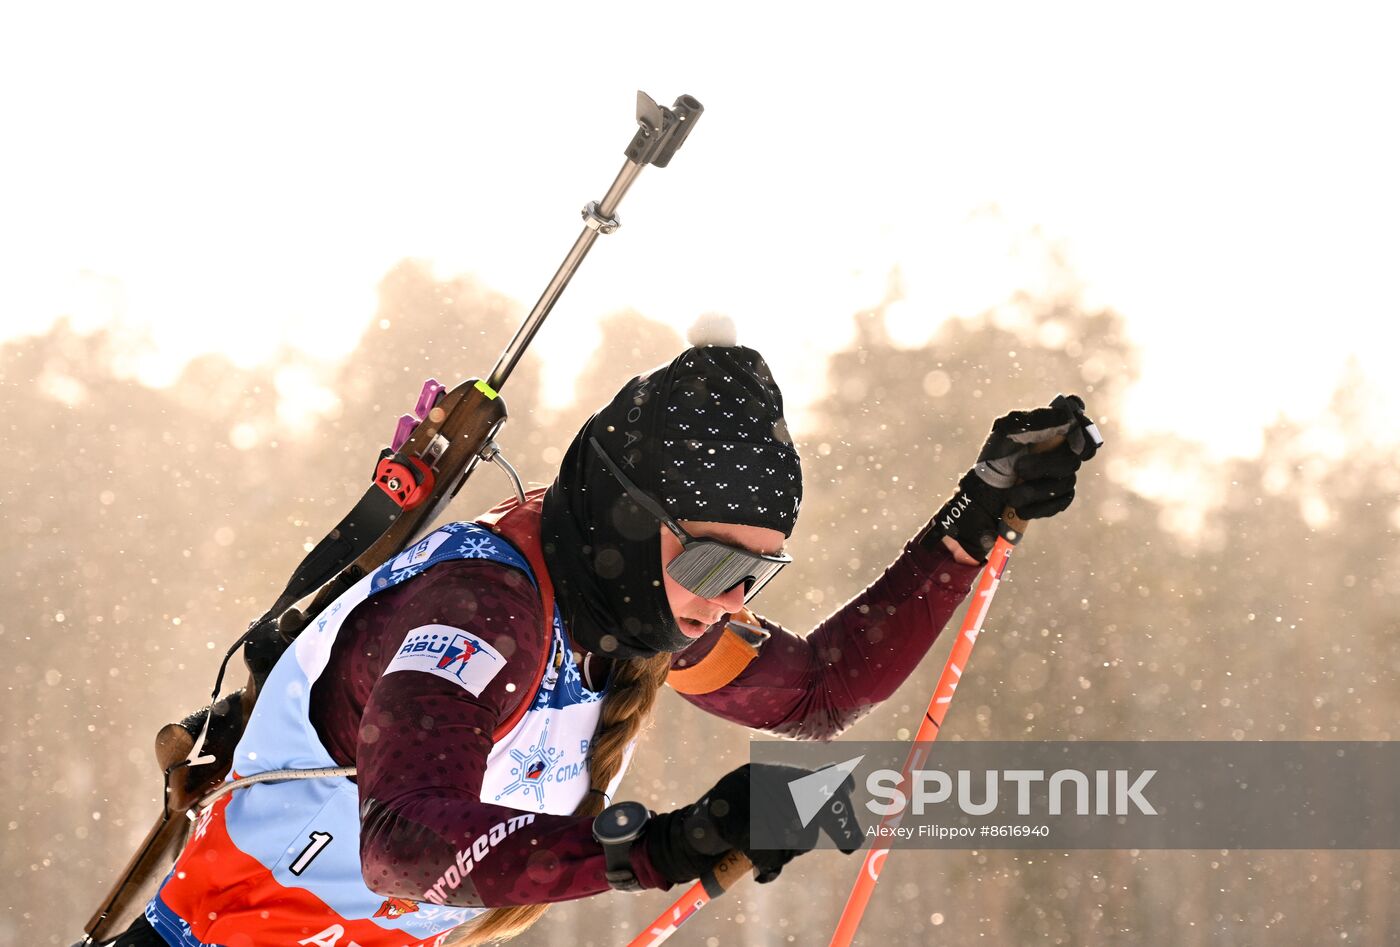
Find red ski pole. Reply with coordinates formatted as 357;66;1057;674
629;426;1083;947
826;525;1019;947
627;850;752;947
828;425;1082;946
628;524;1024;947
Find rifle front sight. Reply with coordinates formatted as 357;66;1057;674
626;92;704;168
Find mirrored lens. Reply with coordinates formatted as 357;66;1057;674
667;541;788;601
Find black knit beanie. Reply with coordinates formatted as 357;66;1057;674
541;346;802;658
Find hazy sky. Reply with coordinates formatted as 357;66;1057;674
3;2;1397;458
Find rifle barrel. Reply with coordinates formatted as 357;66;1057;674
486;157;645;394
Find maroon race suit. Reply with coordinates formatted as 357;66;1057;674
311;527;980;908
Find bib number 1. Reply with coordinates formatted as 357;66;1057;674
289;831;334;876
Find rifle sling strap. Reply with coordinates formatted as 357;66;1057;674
476;490;556;741
275;485;403;610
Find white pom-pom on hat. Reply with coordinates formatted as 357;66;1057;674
686;312;738;348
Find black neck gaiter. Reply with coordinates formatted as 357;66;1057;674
541;362;681;659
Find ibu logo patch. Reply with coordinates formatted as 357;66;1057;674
386;624;505;696
391;531;450;572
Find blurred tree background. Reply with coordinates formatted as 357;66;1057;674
1;260;1396;946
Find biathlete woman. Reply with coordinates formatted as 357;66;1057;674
106;344;1097;946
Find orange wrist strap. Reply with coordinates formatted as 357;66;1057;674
667;608;767;696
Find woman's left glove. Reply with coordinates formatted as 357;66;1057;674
643;762;862;886
920;393;1102;562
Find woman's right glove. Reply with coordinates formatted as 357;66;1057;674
644;762;862;885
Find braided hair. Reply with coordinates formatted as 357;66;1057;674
450;653;672;944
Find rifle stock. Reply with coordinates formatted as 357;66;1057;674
81;726;197;945
279;380;507;639
83;809;190;944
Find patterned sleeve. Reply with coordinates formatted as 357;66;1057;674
310;558;668;909
669;538;983;740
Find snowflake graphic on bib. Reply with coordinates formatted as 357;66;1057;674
494;719;563;808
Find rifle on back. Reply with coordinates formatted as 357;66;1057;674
77;90;704;947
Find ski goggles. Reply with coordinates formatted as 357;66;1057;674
589;437;791;602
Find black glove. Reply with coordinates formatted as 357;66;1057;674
644;762;862;886
920;394;1102;562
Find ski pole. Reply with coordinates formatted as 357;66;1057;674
626;476;1047;947
627;850;753;947
627;400;1101;947
827;423;1093;947
624;534;1020;947
624;440;1060;947
630;530;1023;947
826;526;1019;947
